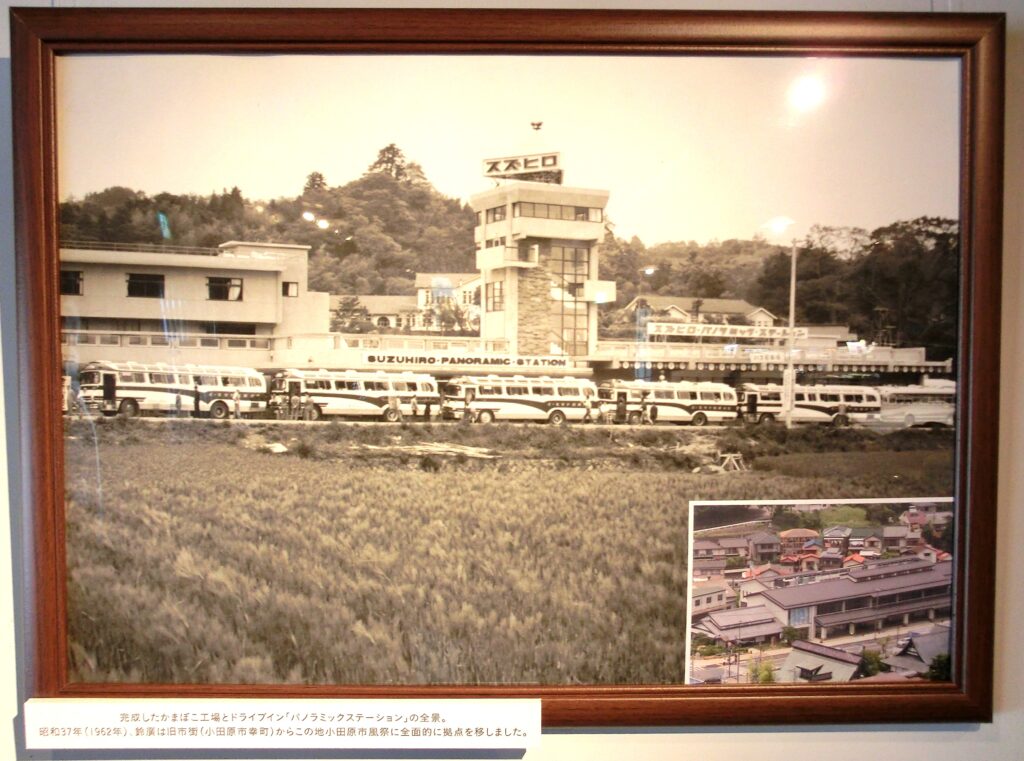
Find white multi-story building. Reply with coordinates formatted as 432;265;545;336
60;240;330;369
471;180;616;356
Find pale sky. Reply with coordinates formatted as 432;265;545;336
56;54;961;245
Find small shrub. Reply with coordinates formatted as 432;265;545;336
293;439;316;459
419;454;442;472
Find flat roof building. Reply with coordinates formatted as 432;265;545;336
745;557;953;640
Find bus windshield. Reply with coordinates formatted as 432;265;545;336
79;371;102;386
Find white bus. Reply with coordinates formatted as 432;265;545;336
77;360;268;418
877;381;956;428
739;383;881;426
596;380;739;426
269;369;440;421
441;375;598;425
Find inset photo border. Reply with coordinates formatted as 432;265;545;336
686;498;955;687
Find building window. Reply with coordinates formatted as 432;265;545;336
485;205;507;224
486;281;505;312
484;236;506;249
126;273;164;298
790;606;810;626
377;316;391;328
60;270;83;295
208;277;243;301
282;281;299;297
513;202;603;222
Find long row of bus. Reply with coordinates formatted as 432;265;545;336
64;360;956;428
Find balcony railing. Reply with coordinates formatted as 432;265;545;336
61;240;223;256
62;330;271;350
592;340;951;369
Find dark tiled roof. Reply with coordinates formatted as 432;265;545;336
759;562;952;609
791;640;864;666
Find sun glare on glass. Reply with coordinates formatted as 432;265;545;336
787;74;826;112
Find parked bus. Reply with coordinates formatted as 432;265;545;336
739;383;881;426
77;360;268;418
441;375;598;425
596;379;739;426
877;381;956;428
269;368;440;421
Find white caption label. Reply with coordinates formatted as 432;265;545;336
25;698;540;750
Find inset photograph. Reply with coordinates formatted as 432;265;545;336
687;498;953;685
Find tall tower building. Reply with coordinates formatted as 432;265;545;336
470;166;615;357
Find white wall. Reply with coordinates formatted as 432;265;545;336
1;1;1022;759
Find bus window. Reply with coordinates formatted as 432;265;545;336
196;374;218;386
421;383;435;393
248;377;263;387
700;392;721;401
532;386;554;396
598;388;612;401
392;381;409;392
821;393;840;402
478;384;502;395
119;371;146;383
845;393;864;403
677;390;695;400
80;371;101;386
507;386;529;396
654;390;673;400
764;393;781;402
558;387;581;397
365;381;390;391
795;393;806;402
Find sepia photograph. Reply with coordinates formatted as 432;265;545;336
56;50;962;687
686;498;954;686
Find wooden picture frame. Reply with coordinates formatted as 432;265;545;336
11;8;1004;726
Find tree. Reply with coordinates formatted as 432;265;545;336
748;661;777;684
330;296;371;333
926;653;951;681
861;648;886;677
367;143;408;181
845;217;959;360
781;626;800;646
922;522;954;554
304;172;327;193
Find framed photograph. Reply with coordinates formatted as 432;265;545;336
12;9;1004;726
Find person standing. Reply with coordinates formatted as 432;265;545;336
232;388;242;419
193;383;201;418
410;392;420;418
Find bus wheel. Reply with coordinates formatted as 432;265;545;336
832;414;850;428
691;412;708;427
627;410;641;425
548;410;567;426
477;410;495;424
209;401;230;420
383;408;401;423
757;413;775;425
903;414;916;428
118;399;139;418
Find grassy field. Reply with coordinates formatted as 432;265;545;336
63;419;954;685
